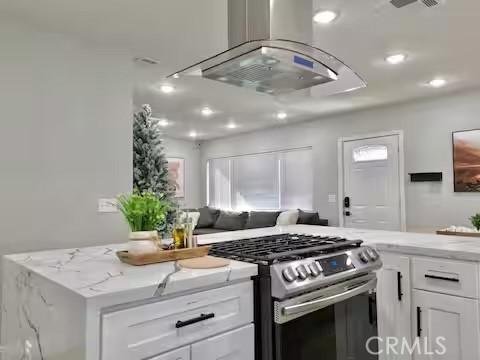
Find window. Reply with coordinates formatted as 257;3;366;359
207;148;313;210
352;145;388;162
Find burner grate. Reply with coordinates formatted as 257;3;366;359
210;234;362;264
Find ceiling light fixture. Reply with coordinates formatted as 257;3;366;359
201;107;214;116
172;73;180;79
189;130;197;138
313;10;338;24
277;111;287;120
428;78;447;88
160;84;175;93
226;122;237;129
385;53;407;65
157;118;169;127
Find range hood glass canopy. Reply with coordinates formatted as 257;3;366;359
169;39;365;96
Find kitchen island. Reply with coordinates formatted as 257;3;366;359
3;224;480;360
1;243;257;360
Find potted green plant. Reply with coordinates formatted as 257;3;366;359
117;191;171;255
471;213;480;232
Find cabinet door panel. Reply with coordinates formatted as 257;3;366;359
151;346;190;360
377;253;412;360
191;324;254;360
413;289;479;360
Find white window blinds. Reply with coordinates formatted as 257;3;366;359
207;148;313;211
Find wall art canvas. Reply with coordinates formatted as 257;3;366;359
167;157;185;198
453;129;480;192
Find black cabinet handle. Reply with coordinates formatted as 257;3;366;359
176;313;215;328
424;274;459;283
397;272;403;301
416;307;422;337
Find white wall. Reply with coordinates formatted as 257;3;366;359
0;20;133;256
201;90;480;232
162;137;202;209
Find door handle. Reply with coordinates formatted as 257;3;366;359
344;211;351;216
397;272;403;301
344;196;350;208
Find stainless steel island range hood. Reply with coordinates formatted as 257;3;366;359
169;0;366;96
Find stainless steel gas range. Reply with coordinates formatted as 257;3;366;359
210;233;382;360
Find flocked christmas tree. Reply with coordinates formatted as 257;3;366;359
133;104;177;230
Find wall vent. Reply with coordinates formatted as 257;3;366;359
421;0;439;7
134;57;160;65
390;0;441;8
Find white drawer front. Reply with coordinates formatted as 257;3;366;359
151;346;190;360
191;324;254;360
412;257;479;298
101;281;254;360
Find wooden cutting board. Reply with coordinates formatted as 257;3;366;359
178;256;230;269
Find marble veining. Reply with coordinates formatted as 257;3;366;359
4;243;258;300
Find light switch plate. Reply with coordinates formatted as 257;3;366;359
328;194;337;203
98;198;118;213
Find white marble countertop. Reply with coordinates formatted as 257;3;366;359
4;244;257;301
6;224;480;302
198;224;480;262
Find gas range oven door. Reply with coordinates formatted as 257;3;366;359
273;274;378;360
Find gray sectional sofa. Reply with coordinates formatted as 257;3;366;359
187;207;329;235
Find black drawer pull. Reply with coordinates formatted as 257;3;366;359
416;306;422;337
397;272;403;301
176;313;215;328
425;274;459;283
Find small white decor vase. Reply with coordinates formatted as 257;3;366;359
128;230;159;256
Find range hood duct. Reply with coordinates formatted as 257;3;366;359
169;0;366;97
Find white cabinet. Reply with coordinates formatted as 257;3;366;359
412;289;479;360
151;346;190;360
102;282;253;360
377;253;412;360
191;324;254;360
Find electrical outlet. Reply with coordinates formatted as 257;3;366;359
328;194;337;203
98;198;118;213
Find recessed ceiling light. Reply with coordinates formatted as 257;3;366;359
428;78;447;88
226;122;237;129
189;130;197;138
385;53;407;65
157;118;169;127
201;107;214;116
160;84;174;93
172;73;180;79
277;111;287;120
313;10;338;24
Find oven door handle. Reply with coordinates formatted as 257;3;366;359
282;278;377;316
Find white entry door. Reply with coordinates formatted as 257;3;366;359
341;134;402;231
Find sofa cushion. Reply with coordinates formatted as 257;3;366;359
196;207;220;228
246;211;281;229
193;227;228;235
213;211;249;231
276;210;299;226
297;209;329;226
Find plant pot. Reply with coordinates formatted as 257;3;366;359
128;231;159;256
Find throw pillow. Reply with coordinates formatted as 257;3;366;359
246;211;281;229
213;211;249;231
196;207;220;228
297;209;328;226
276;210;299;226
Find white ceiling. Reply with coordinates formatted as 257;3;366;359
3;0;480;140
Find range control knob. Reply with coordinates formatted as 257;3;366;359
366;248;378;261
282;267;297;283
358;251;369;264
309;262;322;277
296;265;309;280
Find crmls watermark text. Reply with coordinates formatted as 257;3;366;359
366;336;447;356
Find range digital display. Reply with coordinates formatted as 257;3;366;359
318;254;355;276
